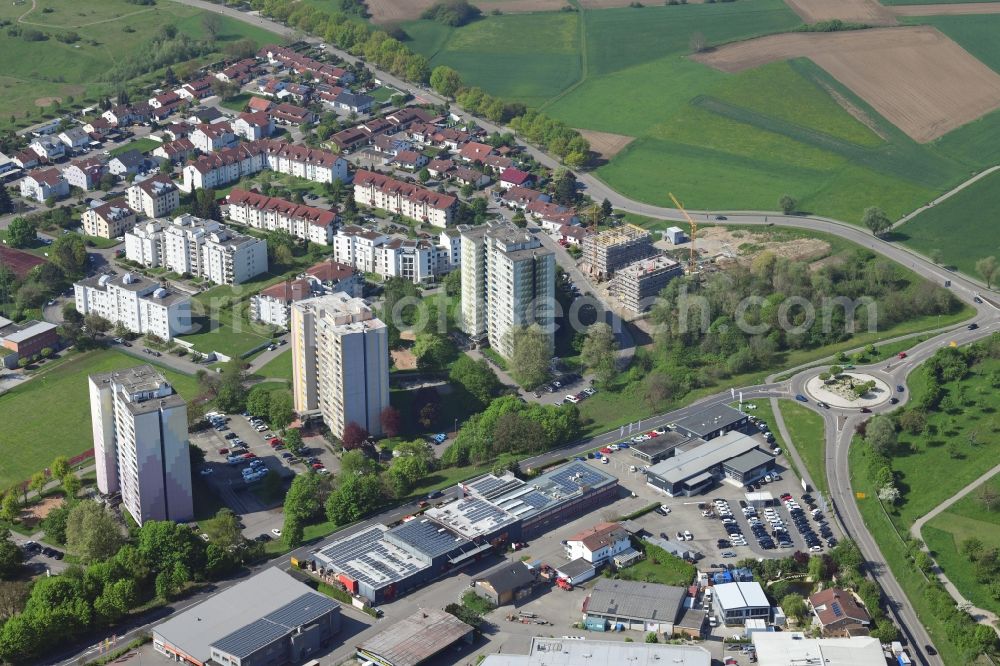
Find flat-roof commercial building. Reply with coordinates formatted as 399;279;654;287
583;578;688;634
631;431;693;464
89;366;192;526
291;293;389;439
610;254;683;312
311;461;617;604
582;223;655;280
645;431;774;497
752;633;886;666
713;582;770;626
673;404;750;440
356;608;472;666
481;637;711;666
153;567;341;666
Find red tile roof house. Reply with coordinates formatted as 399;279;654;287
482;155;514;173
330;127;370;152
20;168;69;203
500;186;550;210
269;102;314;126
452;166;490;188
226;188;338;246
353;169;457;228
560;224;590;245
526;200;580;232
247;96;274;113
153;138;197;164
499;167;533;190
458;141;494;163
305;258;359;293
389;150;428;171
233;112;275;141
426;158;454;178
808;588;872;636
62;157;107;190
249;279;314;328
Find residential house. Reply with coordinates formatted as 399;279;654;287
501;186;550;210
353;170;457;228
389;150;428;171
269;102;314;126
186;107;225;126
108;150;146;177
102;105;135;127
20;168;69;202
82;199;136;239
330;127;369;152
232;112;274;141
250;278;313;328
176;77;214;101
29;137;65;162
128;103;153;124
13;150;39;170
473;562;537;607
82;117;113;138
372;133;413;156
148;91;181;109
153;138;197;164
190;123;237;153
150;103;179;122
499;167;533;190
279;83;311;103
58;127;90;149
808;588;871;636
217;58;258;84
431;127;470;150
482;154;514;173
127;174;180;219
314;84;345;106
162;123;191;141
426;158;454;179
560;224;590;246
181;141;267;191
452;166;489;188
564;522;632;565
261;140;349;184
226;188;338;245
257;77;285;98
331;91;374;115
360;118;392;139
526;200;579;232
386;107;434;130
332;225;459;284
459;141;494;163
62;157;107;190
247;96;274;113
304;258;360;295
74;272;191;341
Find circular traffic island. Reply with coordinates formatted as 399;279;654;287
805;372;891;409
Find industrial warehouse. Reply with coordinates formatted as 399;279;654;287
644;430;777;497
310;461;618;603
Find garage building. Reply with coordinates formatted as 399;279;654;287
152;567;341;666
713;581;771;626
583;579;687;634
473;561;537;606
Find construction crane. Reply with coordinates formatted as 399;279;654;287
669;192;698;272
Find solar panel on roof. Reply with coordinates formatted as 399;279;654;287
265;594;338;629
212;618;290;658
831;602;843;617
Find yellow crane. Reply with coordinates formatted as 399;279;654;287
669;192;697;272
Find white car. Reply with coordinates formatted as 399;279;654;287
271;528;282;537
564;394;580;404
255;424;268;432
601;456;609;464
683;530;693;541
609;444;619;451
660;505;671;514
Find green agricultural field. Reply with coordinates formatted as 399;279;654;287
404;12;582;107
0;348;199;489
895;168;1000;276
0;0;279;130
776;400;827;493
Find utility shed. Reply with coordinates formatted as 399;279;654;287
356;608;473;666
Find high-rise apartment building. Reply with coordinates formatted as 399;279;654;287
89;365;192;525
460;221;555;359
290;293;389;439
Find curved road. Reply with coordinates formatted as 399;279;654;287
154;2;999;663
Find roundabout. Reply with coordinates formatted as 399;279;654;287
804;372;892;409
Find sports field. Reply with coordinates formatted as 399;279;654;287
0;0;280;129
0;349;199;489
924;471;1000;616
895;168;1000;276
404;0;1000;228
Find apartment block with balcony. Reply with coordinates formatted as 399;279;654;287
74;272;192;341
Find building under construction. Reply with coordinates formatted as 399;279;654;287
610;254;683;313
582;224;655;280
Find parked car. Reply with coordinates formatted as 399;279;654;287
795;394;808;402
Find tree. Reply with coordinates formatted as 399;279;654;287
552;169;577;206
898;409;927;435
430;65;463;97
0;187;12;215
449;356;500;405
62;473;81;498
878;484;901;504
511;209;527;227
980;485;1000;512
341;422;369;450
0;580;28;621
28;472;47;497
284;428;304;455
325;473;383;524
779;194;796;215
214;360;248;413
976;256;999;289
418;168;430;183
507;325;550;389
380;406;402;438
202;13;222;40
282;517;304;548
601;198;613;221
50;456;69;481
50;233;88;277
246;385;272;418
209;508;243;552
413;332;456;369
268;391;294;429
645;632;659;643
492;412;545;456
689;31;707;53
6;217;35;249
781;593;808;622
0;494;17;524
866;415;897;456
581;322;618;387
0;533;21;580
65;502;125;563
870;617;898;642
862;206;891;237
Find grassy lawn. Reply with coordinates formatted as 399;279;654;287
256;349;293;382
0;348;198;489
218;93;254;112
617;540;697;587
110;138;159;156
368;86;399;103
82;234;122;249
0;0;280;132
776;400;827;493
894;167;1000;277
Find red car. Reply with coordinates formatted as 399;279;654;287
269;437;283;446
599;447;613;455
243;452;257;459
218;448;229;455
311;463;324;470
417;500;429;508
898;352;908;359
647;431;660;438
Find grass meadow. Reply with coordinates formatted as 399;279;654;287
776;400;827;493
0;0;279;129
0;348;199;489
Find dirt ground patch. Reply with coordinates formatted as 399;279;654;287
34;96;62;107
367;0;566;23
692;226;831;264
784;0;897;25
391;348;418;370
576;129;635;161
889;2;1000;16
578;0;704;7
20;495;64;528
692;26;1000;142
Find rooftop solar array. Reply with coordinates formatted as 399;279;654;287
542;464;612;495
424;496;518;539
387;519;471;559
210;593;339;659
315;525;428;590
467;474;524;500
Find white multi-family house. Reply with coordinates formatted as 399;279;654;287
190;123;237;153
74;272;192;341
58;127;90;149
261;141;348;184
564;523;631;565
62;157;107;190
331;225;460;284
20;168;69;202
82;199;136;239
127;174;180;219
181;142;268;192
226;188;337;245
352;170;456;228
29;137;65;161
232;112;274;141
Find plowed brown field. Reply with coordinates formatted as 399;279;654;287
784;0;897;25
